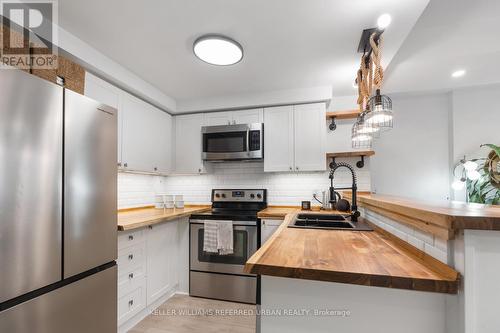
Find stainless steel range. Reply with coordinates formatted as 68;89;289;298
189;189;267;304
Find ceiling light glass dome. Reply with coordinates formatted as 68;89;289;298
193;35;243;66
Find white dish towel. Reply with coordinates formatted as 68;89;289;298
203;220;234;255
217;220;234;255
203;221;219;253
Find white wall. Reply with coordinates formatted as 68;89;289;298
370;92;452;201
451;84;500;162
366;85;500;203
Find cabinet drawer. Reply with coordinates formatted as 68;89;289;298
118;263;146;297
118;242;145;272
118;228;145;250
118;279;146;326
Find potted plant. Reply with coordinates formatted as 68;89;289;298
467;144;500;205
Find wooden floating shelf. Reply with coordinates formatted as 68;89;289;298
326;150;375;158
326;151;375;168
325;109;360;120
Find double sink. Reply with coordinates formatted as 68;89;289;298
289;213;373;231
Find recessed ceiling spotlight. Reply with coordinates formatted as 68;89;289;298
377;14;392;30
451;69;466;78
193;35;243;66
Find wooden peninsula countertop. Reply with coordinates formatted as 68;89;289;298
118;205;211;231
342;193;500;240
245;211;460;294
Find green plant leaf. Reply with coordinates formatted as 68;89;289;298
481;144;500;158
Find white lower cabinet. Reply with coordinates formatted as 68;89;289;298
117;277;147;325
261;219;284;245
146;221;178;305
117;219;183;329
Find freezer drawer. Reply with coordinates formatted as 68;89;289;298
0;265;117;333
64;90;118;278
0;70;63;303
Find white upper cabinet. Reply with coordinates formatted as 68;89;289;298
84;73;172;174
121;94;157;172
121;94;172;174
204;111;233;126
204;109;264;126
264;103;326;172
232;108;264;124
84;72;122;165
174;113;207;174
293;103;326;171
150;106;172;174
264;106;295;172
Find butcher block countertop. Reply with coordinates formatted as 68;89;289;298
354;193;500;230
258;206;324;219
118;205;211;231
245;211;460;294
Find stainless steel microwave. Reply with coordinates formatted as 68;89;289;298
201;123;263;161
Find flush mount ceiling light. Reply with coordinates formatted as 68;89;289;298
377;14;392;30
451;69;466;78
193;35;243;66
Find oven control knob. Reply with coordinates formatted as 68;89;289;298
250;193;255;199
215;193;220;198
221;193;226;198
257;193;262;199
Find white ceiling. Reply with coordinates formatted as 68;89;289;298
58;0;429;112
384;0;500;94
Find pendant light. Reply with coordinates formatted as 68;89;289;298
352;111;374;149
366;89;393;129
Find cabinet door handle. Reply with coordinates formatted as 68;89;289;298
128;235;134;241
117;162;122;167
129;273;134;279
232;120;236;124
296;166;299;171
128;254;134;260
198;168;202;173
128;300;134;307
154;167;158;171
124;163;128;168
148;225;153;230
289;166;292;171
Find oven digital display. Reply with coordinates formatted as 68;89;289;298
232;191;245;197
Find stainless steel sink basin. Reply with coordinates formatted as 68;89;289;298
289;213;373;231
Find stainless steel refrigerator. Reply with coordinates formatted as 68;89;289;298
0;69;118;332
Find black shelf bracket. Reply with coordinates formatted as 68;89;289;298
356;156;365;168
329;155;366;169
329;117;337;131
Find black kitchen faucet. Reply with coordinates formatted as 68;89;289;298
329;161;360;221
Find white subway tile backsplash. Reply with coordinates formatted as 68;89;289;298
407;235;425;251
424;243;448;264
362;207;450;264
117;172;168;209
413;229;434;245
164;160;371;206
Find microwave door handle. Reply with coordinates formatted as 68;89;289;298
246;129;250;152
